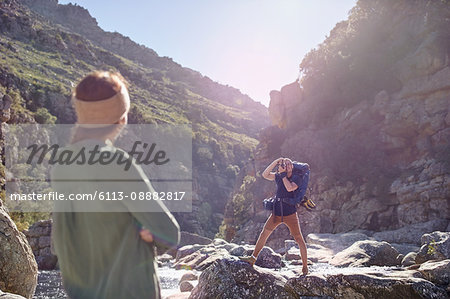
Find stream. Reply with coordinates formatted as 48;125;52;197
33;266;194;299
33;262;398;298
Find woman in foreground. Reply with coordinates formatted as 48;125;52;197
51;71;180;299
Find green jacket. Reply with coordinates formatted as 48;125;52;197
51;139;180;299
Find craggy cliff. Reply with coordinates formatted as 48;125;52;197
224;0;449;246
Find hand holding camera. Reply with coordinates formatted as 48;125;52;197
277;159;286;173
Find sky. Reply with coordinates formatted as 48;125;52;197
59;0;357;106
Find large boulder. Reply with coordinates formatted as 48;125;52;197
254;247;282;269
418;259;450;287
188;258;448;299
175;245;230;271
373;219;448;245
330;240;400;267
416;231;450;264
306;232;371;253
189;259;297;299
402;252;418;267
0;207;38;299
286;268;448;299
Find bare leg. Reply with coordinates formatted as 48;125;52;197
240;214;280;265
252;228;274;258
285;213;308;275
294;233;308;275
252;213;279;258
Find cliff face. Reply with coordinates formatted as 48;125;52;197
225;0;449;243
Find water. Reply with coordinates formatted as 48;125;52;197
33;262;399;298
33;271;66;299
33;266;195;299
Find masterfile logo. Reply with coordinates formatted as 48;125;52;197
3;123;192;213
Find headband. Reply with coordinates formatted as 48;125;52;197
72;84;130;128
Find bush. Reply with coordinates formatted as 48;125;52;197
34;107;56;124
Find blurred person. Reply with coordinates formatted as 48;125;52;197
51;71;180;299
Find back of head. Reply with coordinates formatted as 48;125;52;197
71;71;130;143
75;71;125;102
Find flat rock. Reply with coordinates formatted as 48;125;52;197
330;240;400;267
188;257;449;299
286;268;448;299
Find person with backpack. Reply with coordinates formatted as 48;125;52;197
240;157;310;275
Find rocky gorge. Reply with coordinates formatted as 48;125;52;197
0;0;449;298
223;0;449;251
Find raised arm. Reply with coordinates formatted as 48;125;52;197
262;157;284;181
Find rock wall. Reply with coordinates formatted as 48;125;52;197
23;219;57;270
226;0;449;247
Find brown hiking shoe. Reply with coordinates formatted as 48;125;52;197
239;255;256;266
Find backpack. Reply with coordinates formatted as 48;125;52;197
262;161;311;210
283;162;310;206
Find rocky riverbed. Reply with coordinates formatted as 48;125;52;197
3;215;449;298
29;228;450;299
32;267;197;299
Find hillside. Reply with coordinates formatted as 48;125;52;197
0;0;269;237
223;0;450;246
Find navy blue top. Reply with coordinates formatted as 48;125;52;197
273;172;301;216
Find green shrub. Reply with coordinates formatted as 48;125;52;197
34;107;56;124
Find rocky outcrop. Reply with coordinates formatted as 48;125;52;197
0;207;38;299
0;94;12;122
20;0;268;119
418;259;450;288
330;240;400;267
286;268;448;299
189;259;296;299
189;258;449;299
416;231;450;264
373;219;448;245
225;0;450;242
175;238;284;271
23;219;57;270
